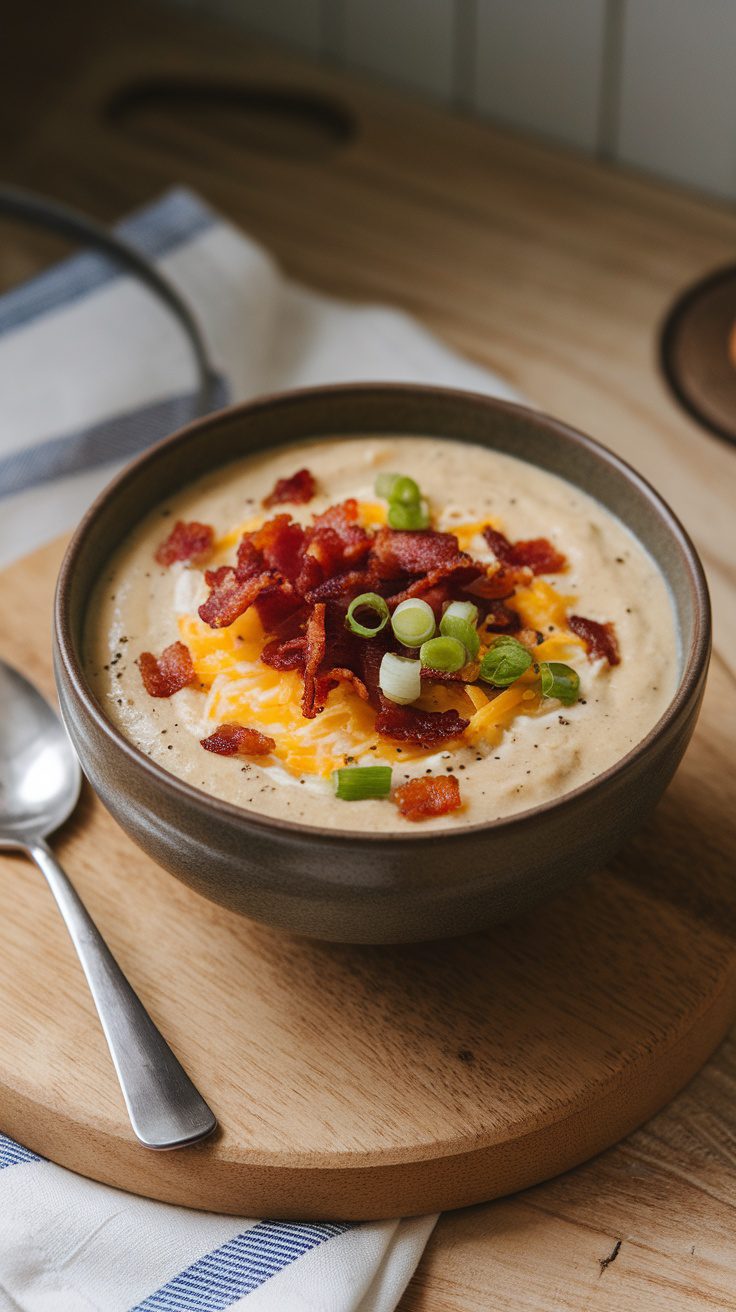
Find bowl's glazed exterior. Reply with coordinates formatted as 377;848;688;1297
54;385;710;943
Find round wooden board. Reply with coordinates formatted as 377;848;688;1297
1;539;734;1221
660;262;736;447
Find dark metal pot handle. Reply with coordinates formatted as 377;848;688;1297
0;185;220;418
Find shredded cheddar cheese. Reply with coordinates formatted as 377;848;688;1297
214;514;267;554
358;501;388;528
509;578;577;632
179;514;584;779
448;518;500;553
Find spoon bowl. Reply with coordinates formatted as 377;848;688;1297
0;662;80;846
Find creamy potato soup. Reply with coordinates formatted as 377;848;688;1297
85;436;678;831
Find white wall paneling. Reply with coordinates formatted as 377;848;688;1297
176;0;736;202
336;0;457;101
472;0;608;152
616;0;736;200
205;0;324;55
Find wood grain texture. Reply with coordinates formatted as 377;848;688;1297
0;536;733;1225
0;0;735;1299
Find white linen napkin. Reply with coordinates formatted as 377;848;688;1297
0;188;520;1312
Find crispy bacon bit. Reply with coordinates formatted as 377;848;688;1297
201;723;275;756
482;527;514;564
481;601;521;631
260;634;307;671
301;602;327;718
387;558;481;609
251;515;306;582
307;504;372;582
304;569;374;604
199;566;276;629
315;667;370;705
568;614;620;666
419;665;473;683
312;498;360;533
235;535;263;579
357;638;387;709
463;564;530;600
155;520;214;567
309;524;372;574
254;584;303;631
513;538;567;573
375;704;469;747
394;775;462;821
138;641;195;697
294;552;324;598
263;468;316;509
482;526;565;574
204;564;232;589
372;528;464;578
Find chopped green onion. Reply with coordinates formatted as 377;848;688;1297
540;661;580;705
442;600;479;626
333;765;393;800
379;651;422;704
391;475;422;506
387;500;430;531
391;598;436;647
375;472;422;505
375;471;401;499
346;592;389;638
420;636;466;673
478;636;532;687
439;607;480;659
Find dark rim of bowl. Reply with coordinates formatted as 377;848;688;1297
55;383;711;847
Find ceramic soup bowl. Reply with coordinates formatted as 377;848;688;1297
54;385;710;943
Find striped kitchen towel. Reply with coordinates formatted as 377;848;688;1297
0;186;519;567
0;188;520;1311
0;1134;434;1310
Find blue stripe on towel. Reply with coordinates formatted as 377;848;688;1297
0;189;216;339
0;373;230;499
0;1134;42;1169
131;1220;352;1311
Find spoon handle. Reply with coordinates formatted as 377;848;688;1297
28;840;217;1150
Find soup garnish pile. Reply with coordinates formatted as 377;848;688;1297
135;465;619;821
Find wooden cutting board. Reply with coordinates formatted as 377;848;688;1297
0;536;734;1221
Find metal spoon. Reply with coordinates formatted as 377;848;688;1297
0;659;217;1150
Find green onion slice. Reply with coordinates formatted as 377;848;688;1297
539;661;580;705
375;471;401;499
375;472;421;505
442;600;479;626
478;636;532;687
419;635;466;673
379;651;422;704
333;765;393;800
391;598;436;647
346;592;389;638
391;474;422;506
439;607;480;659
387;500;430;531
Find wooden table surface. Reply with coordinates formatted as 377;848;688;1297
2;2;736;1307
